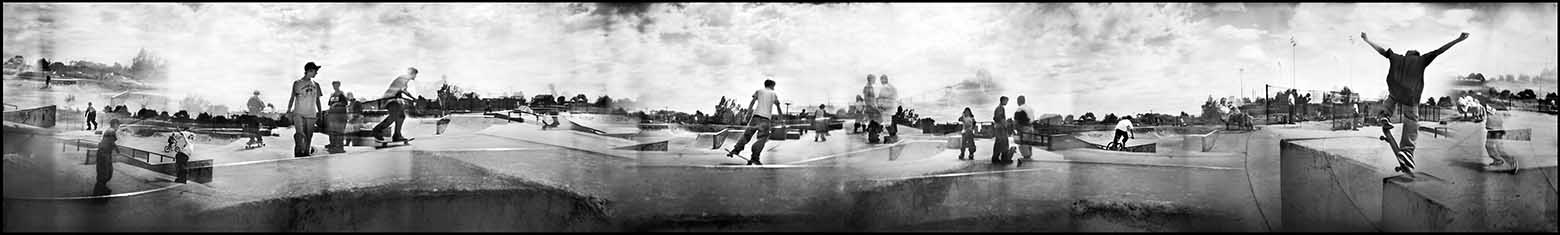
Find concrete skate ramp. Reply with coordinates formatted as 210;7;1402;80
1062;131;1156;153
1280;137;1400;232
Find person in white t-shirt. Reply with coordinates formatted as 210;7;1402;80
164;126;197;183
371;67;418;142
1111;116;1135;148
727;79;783;165
286;62;324;158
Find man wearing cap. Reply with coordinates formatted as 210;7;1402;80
286;62;324;157
372;67;418;142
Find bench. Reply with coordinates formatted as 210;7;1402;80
71;139;214;183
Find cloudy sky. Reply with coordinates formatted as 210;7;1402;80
4;3;1556;117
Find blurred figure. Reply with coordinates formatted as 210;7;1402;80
1014;96;1034;159
958;107;977;160
1482;102;1515;170
84;102;98;130
164;126;196;183
94;119;121;191
325;81;349;154
813;104;829;142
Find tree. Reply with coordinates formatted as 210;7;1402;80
1080;112;1097;123
595;95;613;107
1064;115;1075;124
570;94;590;104
1500;90;1513;99
556;96;567;105
1100;113;1119;125
1426;98;1437;107
531;94;556;106
1437;96;1453;108
129;48;168;81
1517;89;1537;100
196;112;212;122
174;110;191;120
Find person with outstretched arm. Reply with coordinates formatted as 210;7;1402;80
1361;31;1468;160
371;67;418;142
727;79;783;165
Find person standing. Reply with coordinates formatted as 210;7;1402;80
94;119;121;189
958;107;978;160
1013;96;1035;159
325;81;350;154
1482;102;1515;170
286;62;324;157
727;79;783;165
1361;31;1468;162
84;102;98;130
991;96;1012;163
246;91;267;147
164;126;196;183
371;67;418;142
813;104;829;142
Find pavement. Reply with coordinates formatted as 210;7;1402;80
2;105;1321;231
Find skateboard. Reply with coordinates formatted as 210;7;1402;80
1378;118;1417;177
720;147;755;163
375;137;415;148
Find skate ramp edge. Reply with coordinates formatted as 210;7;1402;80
1280;139;1390;232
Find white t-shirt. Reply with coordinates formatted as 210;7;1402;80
167;131;196;155
291;78;322;116
751;88;779;118
1114;119;1134;132
382;75;413;100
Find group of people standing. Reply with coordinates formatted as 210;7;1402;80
956;95;1036;164
283;62;418;157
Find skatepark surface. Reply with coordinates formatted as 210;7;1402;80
1;105;1338;231
1277;111;1557;232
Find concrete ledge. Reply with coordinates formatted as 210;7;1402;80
1280;138;1391;232
1381;175;1457;232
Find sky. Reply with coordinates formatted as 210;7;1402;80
4;3;1557;118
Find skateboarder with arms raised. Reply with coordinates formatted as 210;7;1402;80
1361;31;1468;172
727;79;783;165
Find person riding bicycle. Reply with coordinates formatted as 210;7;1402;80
1110;116;1135;149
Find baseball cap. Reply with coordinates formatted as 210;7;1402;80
305;62;322;71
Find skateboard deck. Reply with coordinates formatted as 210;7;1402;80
375;137;414;148
1379;118;1418;177
720;147;753;162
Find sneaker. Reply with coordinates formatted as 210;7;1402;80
374;135;386;142
1487;160;1506;167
